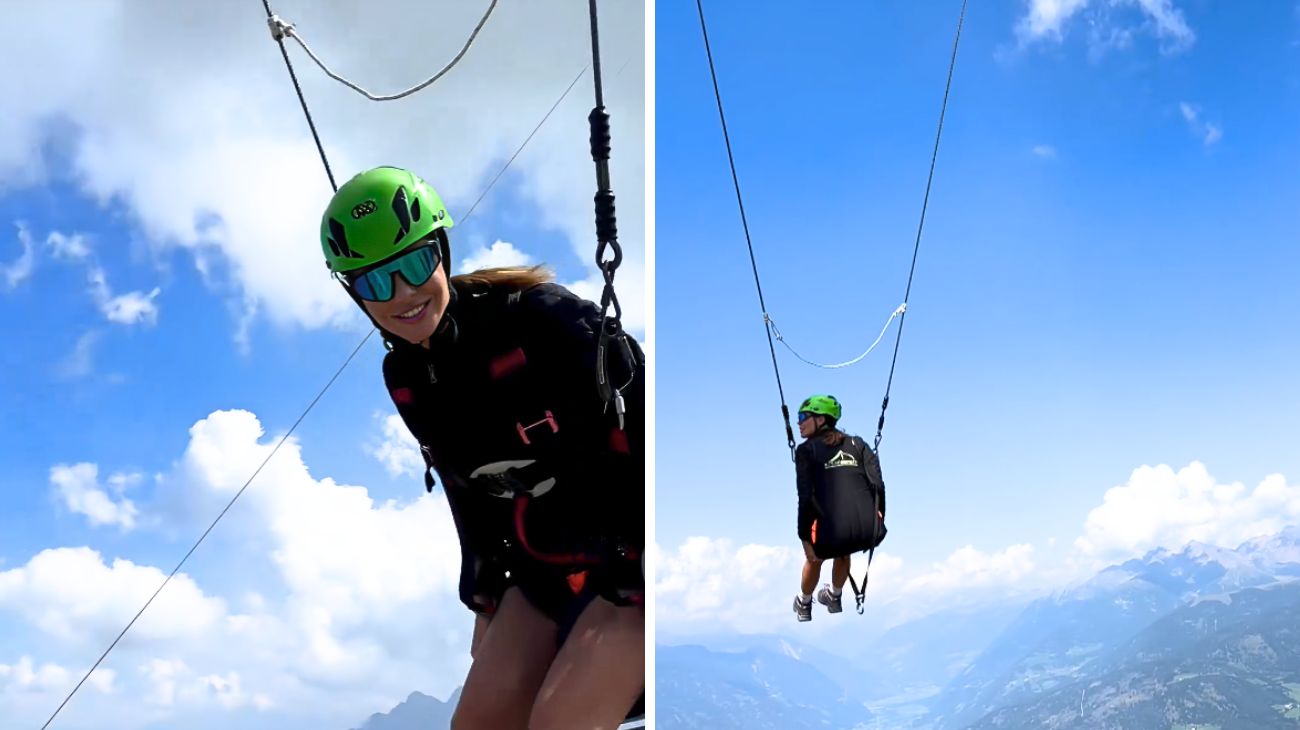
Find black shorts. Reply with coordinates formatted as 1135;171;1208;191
512;562;643;646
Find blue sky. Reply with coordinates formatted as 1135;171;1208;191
0;2;643;728
655;0;1300;639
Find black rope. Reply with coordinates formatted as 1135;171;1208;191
40;331;373;730
587;0;634;430
874;0;968;452
695;0;798;460
263;0;337;192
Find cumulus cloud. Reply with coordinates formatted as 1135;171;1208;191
655;537;803;631
1179;101;1223;146
458;240;534;273
2;222;36;289
1016;0;1195;54
1073;461;1300;562
51;462;139;531
368;413;423;479
166;410;469;688
0;1;645;340
0;547;225;644
660;461;1300;638
902;544;1037;594
141;659;270;711
0;656;115;695
0;408;476;726
655;537;905;634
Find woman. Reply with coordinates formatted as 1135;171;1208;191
793;395;886;622
319;167;644;729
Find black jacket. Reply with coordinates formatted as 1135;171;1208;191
382;281;645;613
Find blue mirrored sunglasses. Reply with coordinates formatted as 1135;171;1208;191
342;244;442;302
797;411;815;424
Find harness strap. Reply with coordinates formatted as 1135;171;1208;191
846;477;883;615
511;493;640;567
845;547;875;615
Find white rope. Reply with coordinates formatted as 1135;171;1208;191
267;0;499;102
768;303;907;369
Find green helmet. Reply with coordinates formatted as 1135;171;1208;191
799;394;842;423
319;166;455;274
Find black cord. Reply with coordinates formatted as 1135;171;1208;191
695;0;798;459
875;0;968;451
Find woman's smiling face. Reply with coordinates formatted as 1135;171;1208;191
359;258;451;345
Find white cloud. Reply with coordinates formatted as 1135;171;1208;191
0;547;225;644
458;240;534;273
140;659;268;712
168;410;469;686
1016;0;1195;54
51;462;139;531
368;413;424;479
1032;144;1057;158
655;536;905;634
1017;0;1090;39
0;656;115;695
108;471;144;494
47;231;92;260
1179;101;1223;146
0;1;645;340
103;287;163;325
88;266;161;326
1073;462;1300;562
902;544;1037;594
660;462;1300;639
13;231;165;327
58;330;101;380
2;222;36;289
0;408;476;726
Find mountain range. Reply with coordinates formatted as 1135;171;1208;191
657;526;1300;730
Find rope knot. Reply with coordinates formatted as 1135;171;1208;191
266;14;293;42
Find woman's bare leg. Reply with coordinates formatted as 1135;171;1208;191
528;597;644;730
800;540;823;595
831;555;851;592
470;613;490;659
452;587;558;730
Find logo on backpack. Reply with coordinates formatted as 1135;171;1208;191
826;450;859;469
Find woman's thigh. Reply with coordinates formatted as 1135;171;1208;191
452;587;559;730
529;596;645;730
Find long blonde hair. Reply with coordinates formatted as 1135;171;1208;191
451;265;554;291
